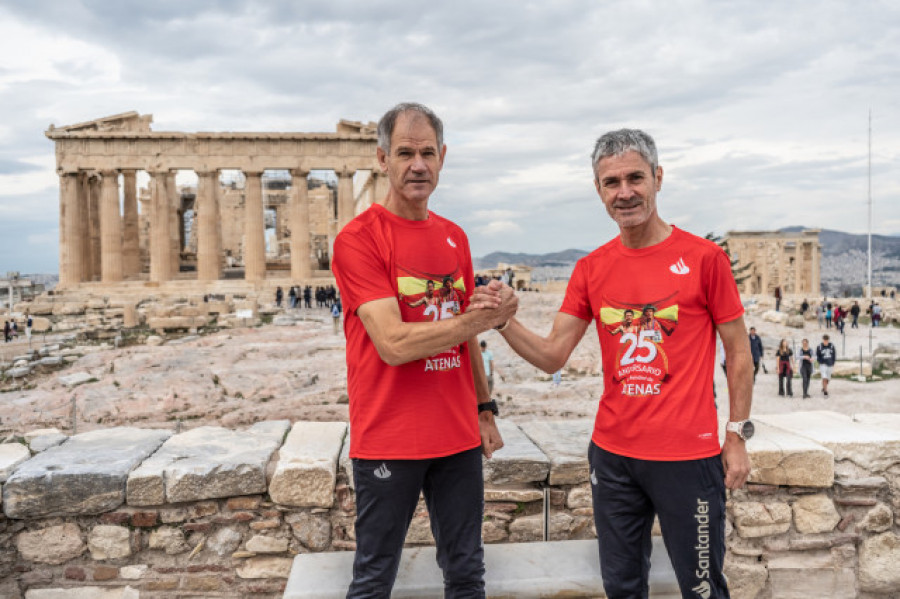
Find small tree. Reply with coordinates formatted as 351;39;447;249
706;233;753;286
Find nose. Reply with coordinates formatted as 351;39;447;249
410;153;427;172
616;181;634;200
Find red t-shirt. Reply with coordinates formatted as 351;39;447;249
560;226;744;460
332;204;480;460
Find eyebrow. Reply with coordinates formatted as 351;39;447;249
601;170;646;184
395;143;437;154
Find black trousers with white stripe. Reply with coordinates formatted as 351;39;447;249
589;442;730;599
347;446;485;599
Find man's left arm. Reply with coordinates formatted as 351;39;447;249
717;315;753;489
468;337;503;458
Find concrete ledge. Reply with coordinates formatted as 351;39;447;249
283;538;679;598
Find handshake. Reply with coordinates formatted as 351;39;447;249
469;279;519;333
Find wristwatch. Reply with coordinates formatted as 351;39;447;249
726;420;755;441
478;400;499;416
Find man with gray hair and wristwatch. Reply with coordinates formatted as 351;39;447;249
482;128;753;599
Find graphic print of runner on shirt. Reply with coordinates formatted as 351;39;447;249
601;296;679;397
397;266;468;372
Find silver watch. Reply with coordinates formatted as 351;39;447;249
726;420;754;441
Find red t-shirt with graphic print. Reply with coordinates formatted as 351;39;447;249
560;226;744;460
333;204;480;460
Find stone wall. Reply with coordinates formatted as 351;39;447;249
1;412;899;598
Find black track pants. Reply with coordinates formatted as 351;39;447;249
347;447;486;599
588;443;730;599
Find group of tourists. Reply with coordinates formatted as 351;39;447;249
773;334;836;398
805;297;889;330
3;314;32;343
274;285;339;310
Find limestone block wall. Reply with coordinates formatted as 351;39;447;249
0;412;899;598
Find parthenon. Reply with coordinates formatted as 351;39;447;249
47;112;388;289
725;229;822;297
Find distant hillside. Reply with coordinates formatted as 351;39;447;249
779;227;900;258
474;249;589;270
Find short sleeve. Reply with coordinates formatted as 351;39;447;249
705;248;744;325
559;259;593;322
333;229;395;314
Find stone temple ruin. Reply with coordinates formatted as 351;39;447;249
47;111;390;291
726;229;822;297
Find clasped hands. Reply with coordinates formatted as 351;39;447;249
470;279;518;329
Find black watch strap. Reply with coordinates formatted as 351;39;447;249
477;400;499;416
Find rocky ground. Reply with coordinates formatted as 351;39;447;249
1;293;899;439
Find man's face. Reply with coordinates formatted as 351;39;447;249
623;311;633;325
377;111;446;206
594;150;663;230
750;328;756;336
425;281;435;297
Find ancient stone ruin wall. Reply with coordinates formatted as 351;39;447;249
726;229;822;298
1;412;899;598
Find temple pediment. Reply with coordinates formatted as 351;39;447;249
47;111;153;135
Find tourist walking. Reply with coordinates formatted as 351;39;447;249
834;305;845;334
816;302;825;328
776;339;794;397
275;286;284;308
872;303;882;327
3;320;9;343
816;334;836;397
799;338;813;398
25;314;33;346
850;301;860;328
481;340;495;396
330;300;342;334
748;326;764;382
774;286;782;311
825;303;833;329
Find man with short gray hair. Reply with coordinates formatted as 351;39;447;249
490;128;753;598
333;102;516;598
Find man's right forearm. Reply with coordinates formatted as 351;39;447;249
499;312;589;374
359;295;518;366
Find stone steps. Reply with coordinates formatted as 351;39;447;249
282;538;680;598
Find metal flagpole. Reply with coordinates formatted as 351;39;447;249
867;110;872;300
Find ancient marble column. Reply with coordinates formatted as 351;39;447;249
243;170;266;282
58;173;82;287
811;240;821;297
149;171;172;282
290;168;311;281
337;167;356;228
167;172;180;276
196;169;222;281
373;170;391;204
77;173;91;282
88;174;102;281
121;170;140;277
99;169;124;282
796;240;806;295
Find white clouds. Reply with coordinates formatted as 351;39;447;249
1;0;900;272
0;9;121;90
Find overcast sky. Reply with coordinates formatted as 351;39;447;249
1;1;899;274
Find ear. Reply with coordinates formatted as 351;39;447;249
438;144;447;169
655;166;664;191
376;147;388;173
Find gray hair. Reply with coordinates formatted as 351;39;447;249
590;129;658;179
377;102;444;153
